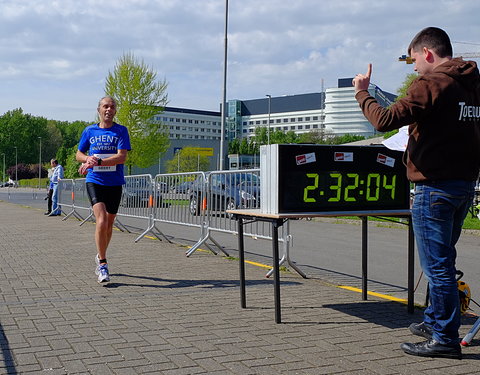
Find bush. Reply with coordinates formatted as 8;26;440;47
7;163;47;180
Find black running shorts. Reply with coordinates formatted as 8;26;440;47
86;182;123;214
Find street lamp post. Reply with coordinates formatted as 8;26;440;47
14;146;17;186
1;153;5;184
219;0;229;171
266;95;271;145
38;137;42;189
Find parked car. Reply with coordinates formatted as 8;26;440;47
121;181;166;208
173;180;193;194
189;172;259;216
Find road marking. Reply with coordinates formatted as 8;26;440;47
337;285;407;303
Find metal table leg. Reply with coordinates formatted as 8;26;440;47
272;219;281;324
361;216;368;300
237;216;246;309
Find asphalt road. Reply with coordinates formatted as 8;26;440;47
2;187;479;308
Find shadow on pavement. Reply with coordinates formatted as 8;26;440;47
104;272;302;289
0;322;17;375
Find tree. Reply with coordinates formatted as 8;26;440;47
53;120;89;167
63;145;83;179
105;52;170;172
396;73;418;100
165;147;210;173
0;108;50;169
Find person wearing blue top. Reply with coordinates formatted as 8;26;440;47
48;159;64;216
76;96;131;283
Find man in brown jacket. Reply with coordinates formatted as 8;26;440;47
353;27;480;359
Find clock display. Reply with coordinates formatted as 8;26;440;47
261;144;410;214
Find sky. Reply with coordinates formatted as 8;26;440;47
1;0;480;123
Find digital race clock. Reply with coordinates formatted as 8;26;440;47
260;144;410;214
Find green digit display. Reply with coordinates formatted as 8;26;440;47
366;173;380;201
383;174;396;199
328;173;342;202
303;173;319;202
344;173;359;202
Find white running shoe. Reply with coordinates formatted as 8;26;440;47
95;263;110;283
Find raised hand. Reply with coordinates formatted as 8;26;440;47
352;63;372;93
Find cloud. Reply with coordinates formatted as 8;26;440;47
0;0;479;121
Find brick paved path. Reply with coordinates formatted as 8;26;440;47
0;201;479;374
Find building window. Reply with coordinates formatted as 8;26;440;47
313;116;318;120
262;120;267;124
276;119;281;123
313;124;318;128
305;117;311;121
291;126;296;130
298;125;303;130
298;117;303;122
283;118;288;123
256;121;261;125
290;118;295;122
305;125;310;129
176;119;180;122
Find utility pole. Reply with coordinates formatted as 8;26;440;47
219;0;229;170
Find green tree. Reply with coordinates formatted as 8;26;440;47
63;145;82;179
396;73;418;100
105;52;170;172
165;147;210;173
53;120;89;167
0;108;49;169
239;138;250;155
228;138;240;154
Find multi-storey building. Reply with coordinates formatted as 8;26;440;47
154;107;222;140
226;78;395;140
135;79;396;174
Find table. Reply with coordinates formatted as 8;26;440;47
228;209;414;324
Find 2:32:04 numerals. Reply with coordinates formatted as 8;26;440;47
303;172;398;203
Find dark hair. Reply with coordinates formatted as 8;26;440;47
408;27;453;58
51;159;58;165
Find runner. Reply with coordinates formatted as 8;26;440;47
76;96;131;283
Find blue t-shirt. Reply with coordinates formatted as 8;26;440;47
78;122;131;186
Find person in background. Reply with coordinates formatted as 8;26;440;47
76;96;131;284
44;167;54;215
352;27;479;359
48;159;64;216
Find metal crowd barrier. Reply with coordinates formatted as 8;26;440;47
58;170;292;276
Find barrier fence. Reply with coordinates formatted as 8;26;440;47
56;171;291;270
